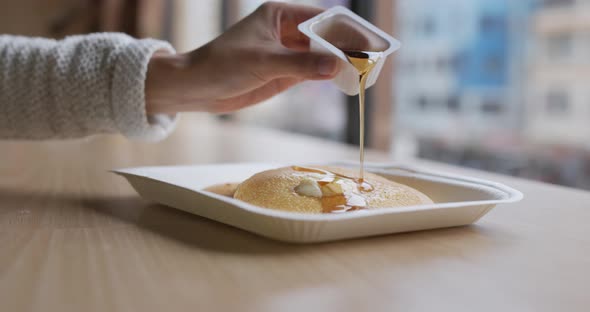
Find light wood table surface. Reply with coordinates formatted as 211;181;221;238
1;116;589;312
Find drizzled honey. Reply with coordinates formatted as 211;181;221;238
343;50;382;182
292;166;373;213
292;51;382;213
207;51;386;214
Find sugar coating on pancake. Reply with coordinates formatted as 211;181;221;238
233;166;433;214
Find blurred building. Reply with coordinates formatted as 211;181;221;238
393;0;590;189
525;0;590;148
394;0;534;143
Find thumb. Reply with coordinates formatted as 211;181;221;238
265;51;340;80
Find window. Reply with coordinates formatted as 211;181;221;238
449;54;464;72
480;15;504;33
546;34;573;60
403;60;416;72
434;57;446;72
416;96;428;110
483;56;503;74
447;96;460;112
423;17;435;36
481;99;503;114
545;91;570;115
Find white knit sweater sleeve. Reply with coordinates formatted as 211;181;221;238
0;33;177;140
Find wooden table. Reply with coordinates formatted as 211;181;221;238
1;116;589;312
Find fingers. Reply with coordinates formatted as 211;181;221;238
260;49;341;80
279;4;323;50
210;77;302;113
147;77;301;114
257;1;323;27
256;1;324;51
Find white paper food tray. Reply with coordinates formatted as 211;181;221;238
113;163;522;243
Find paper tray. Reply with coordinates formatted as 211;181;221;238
113;163;523;243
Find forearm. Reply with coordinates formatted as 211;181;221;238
145;44;215;114
0;33;177;140
145;52;193;114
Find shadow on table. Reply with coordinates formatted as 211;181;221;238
0;189;516;258
85;195;303;254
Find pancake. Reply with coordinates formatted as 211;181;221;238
233;166;433;214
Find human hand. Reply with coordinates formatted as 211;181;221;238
145;1;340;114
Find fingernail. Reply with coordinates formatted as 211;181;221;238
318;56;337;76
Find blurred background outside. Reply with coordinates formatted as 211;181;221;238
1;0;590;189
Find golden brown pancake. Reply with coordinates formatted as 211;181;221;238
233;166;433;214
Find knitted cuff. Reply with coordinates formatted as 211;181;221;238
111;38;178;141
